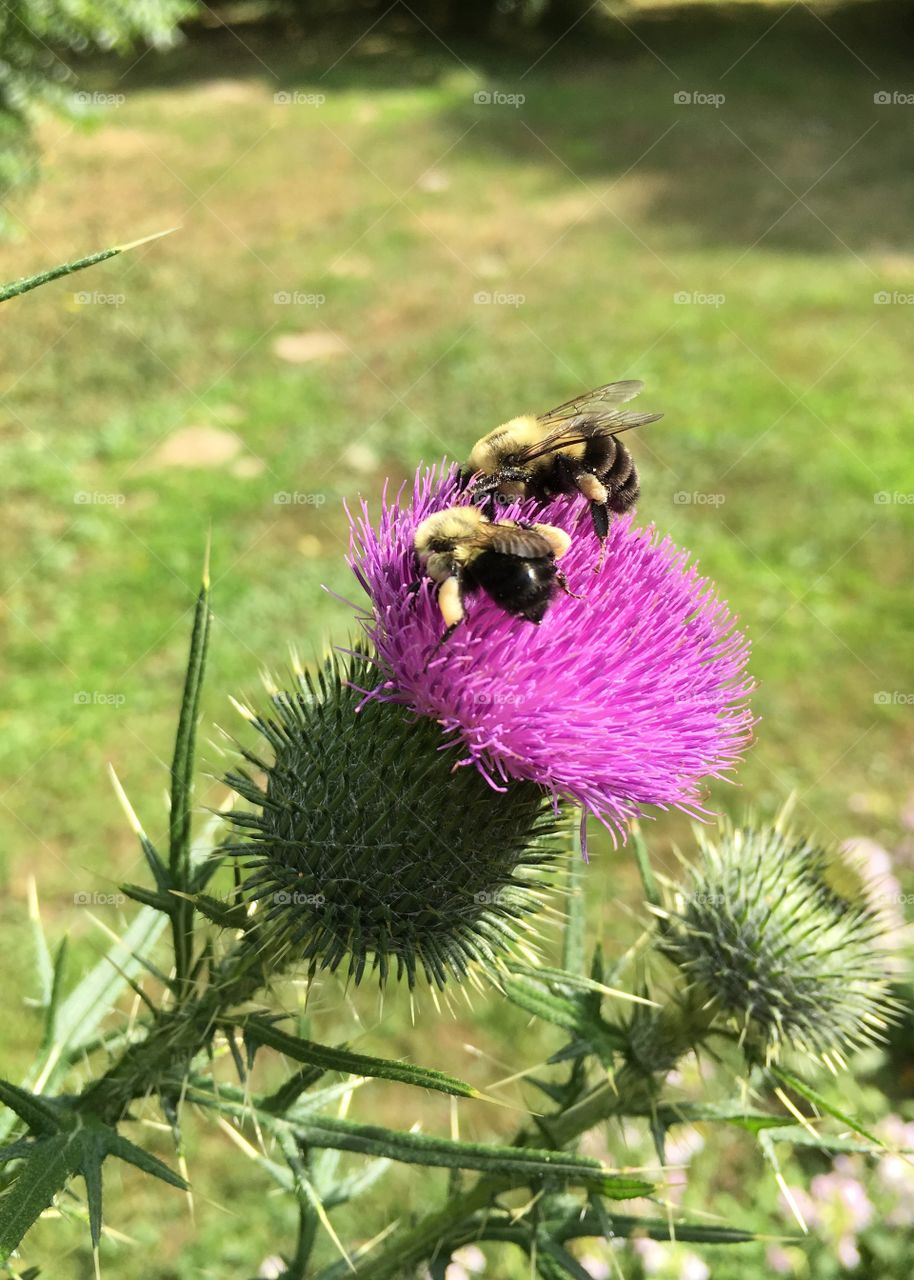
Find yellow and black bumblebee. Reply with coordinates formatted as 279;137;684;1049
414;506;574;635
463;380;662;564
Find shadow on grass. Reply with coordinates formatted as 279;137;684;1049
72;0;914;258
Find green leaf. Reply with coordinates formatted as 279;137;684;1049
0;229;177;305
651;1100;791;1134
79;1131;105;1248
575;1212;758;1245
322;1155;392;1210
103;1132;188;1191
501;974;625;1063
766;1125;891;1155
0;1134;74;1260
0;812;226;1147
0;1083;66;1137
561;825;586;977
26;883;53;1010
120;884;174;914
537;1237;593;1280
508;963;656;1009
0;1118;187;1260
287;1114;652;1193
230;1016;481;1100
40;938;70;1055
770;1066;885;1150
168;547;212;985
181;892;248;931
630;822;660;908
108;766;172;897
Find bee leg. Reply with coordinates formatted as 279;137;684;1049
406;580;422;596
589;501;610;573
554;568;583;600
423;579;466;670
571;471;610;571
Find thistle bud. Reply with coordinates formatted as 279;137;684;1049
656;818;899;1068
225;653;558;989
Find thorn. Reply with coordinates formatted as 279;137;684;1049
113;226;181;253
107;764;146;838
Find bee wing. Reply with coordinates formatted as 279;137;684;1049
478;522;553;559
538;379;646;424
508;409;662;467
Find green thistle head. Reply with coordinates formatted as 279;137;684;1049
655;816;899;1067
224;652;559;989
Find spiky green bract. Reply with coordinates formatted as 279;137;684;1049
656;819;899;1068
225;652;560;990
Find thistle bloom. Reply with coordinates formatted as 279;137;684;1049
348;464;753;843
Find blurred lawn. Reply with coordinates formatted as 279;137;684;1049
1;3;913;1274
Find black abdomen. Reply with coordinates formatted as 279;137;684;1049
466;550;556;623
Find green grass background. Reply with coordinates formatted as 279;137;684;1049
1;2;913;1274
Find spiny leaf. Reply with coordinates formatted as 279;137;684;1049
120;884;174;914
0;812;226;1146
536;1236;593;1280
108;765;171;896
0;1083;66;1137
0;1119;187;1259
571;1211;758;1245
287;1114;652;1193
501;974;625;1063
767;1126;894;1155
770;1065;885;1150
26;882;53;1010
561;825;586;977
180;891;248;931
0;1134;74;1260
630;822;661;908
229;1016;481;1100
40;938;70;1055
651;1100;790;1134
103;1132;188;1191
169;547;212;985
78;1131;105;1248
0;229;177;305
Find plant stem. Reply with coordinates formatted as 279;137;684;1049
78;936;267;1123
349;1005;712;1279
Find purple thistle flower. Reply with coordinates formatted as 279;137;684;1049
346;463;754;845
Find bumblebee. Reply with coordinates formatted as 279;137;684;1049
464;380;662;565
414;505;574;635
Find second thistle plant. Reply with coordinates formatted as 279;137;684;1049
654;817;900;1068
